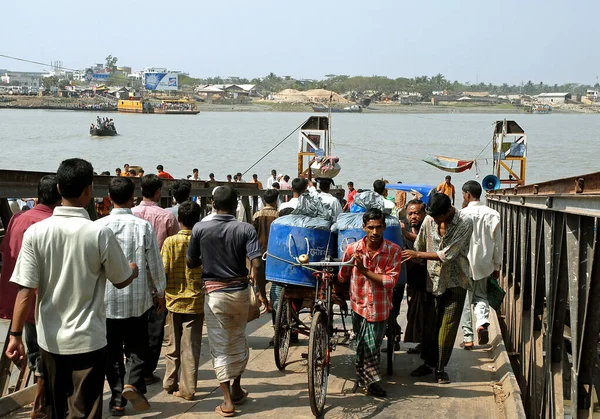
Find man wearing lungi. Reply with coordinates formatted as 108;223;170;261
187;186;268;417
339;208;402;397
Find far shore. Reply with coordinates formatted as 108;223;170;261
1;95;599;114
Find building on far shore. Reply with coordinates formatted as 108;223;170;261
0;70;46;88
536;92;571;104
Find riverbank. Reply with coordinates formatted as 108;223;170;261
2;95;599;114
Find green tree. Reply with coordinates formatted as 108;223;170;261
105;55;118;73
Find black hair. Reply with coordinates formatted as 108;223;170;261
100;171;110;176
426;192;452;217
291;177;308;194
115;168;121;173
156;164;164;171
213;186;237;211
445;175;452;180
141;174;163;198
406;199;426;212
319;178;332;192
129;169;137;176
209;173;214;177
279;207;294;216
362;207;386;225
373;179;386;194
172;179;192;204
56;158;94;199
272;182;280;189
347;181;354;187
252;173;258;178
264;189;279;204
227;174;232;179
462;180;482;200
193;168;198;173
283;175;290;181
178;200;201;228
271;169;277;175
109;177;135;205
38;175;61;205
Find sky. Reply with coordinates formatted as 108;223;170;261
2;0;599;85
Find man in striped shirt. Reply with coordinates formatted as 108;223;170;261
339;208;402;397
96;177;167;415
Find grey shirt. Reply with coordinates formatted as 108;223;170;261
187;214;262;281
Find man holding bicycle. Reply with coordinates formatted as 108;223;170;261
339;208;402;397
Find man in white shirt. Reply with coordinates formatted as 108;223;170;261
279;177;307;212
266;169;277;189
317;178;342;220
373;180;398;218
6;158;138;419
96;177;167;414
460;180;502;348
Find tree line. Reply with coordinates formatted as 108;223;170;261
182;73;599;100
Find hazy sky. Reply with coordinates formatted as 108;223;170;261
2;0;598;85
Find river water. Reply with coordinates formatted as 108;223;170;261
0;109;598;190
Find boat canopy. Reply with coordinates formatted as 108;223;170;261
422;156;474;173
385;183;436;204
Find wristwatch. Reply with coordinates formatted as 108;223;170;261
9;330;22;337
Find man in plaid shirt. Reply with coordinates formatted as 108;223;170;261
339;208;402;397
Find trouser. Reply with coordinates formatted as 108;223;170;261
352;312;387;386
24;323;42;376
105;311;150;408
461;277;490;343
404;284;426;343
163;311;204;398
392;284;405;339
421;287;467;371
145;304;167;378
40;347;105;419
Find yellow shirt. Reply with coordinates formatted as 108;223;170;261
437;182;455;199
161;230;204;314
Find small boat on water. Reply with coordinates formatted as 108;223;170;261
422;155;474;173
527;104;552;114
90;126;117;136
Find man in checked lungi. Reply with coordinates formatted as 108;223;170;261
339;208;402;397
402;192;473;384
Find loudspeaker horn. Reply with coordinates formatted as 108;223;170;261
482;175;501;191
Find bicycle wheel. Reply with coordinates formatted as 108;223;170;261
274;289;291;370
308;310;329;417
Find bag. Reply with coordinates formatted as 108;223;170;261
247;281;261;322
487;277;506;312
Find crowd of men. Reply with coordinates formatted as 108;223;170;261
0;161;501;417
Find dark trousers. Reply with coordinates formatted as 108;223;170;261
421;287;467;371
106;311;150;408
145;304;167;377
40;347;105;419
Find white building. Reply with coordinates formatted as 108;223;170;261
536;92;571;104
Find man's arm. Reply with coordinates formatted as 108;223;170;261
492;215;503;273
338;247;353;283
112;263;139;289
5;286;35;367
146;228;166;296
186;229;202;269
101;228;138;288
250;257;268;309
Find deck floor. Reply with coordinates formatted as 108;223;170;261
2;303;505;419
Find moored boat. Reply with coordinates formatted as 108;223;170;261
311;104;362;113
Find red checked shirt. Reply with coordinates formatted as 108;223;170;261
338;238;402;322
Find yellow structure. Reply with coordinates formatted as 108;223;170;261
117;99;144;113
492;120;527;186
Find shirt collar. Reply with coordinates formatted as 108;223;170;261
212;214;236;221
358;237;388;256
178;229;192;236
33;204;54;214
110;208;133;215
53;206;91;220
467;201;483;207
137;200;159;207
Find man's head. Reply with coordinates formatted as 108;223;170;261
209;173;215;180
124;163;130;171
347;181;354;191
271;169;277;178
252;174;258;181
462;180;482;205
272;182;280;190
138;169;144;177
171;179;192;204
108;177;135;207
115;168;122;175
38;175;61;206
264;189;279;206
141;174;163;201
193;168;199;176
426;192;453;224
227;174;232;181
56;158;94;200
178;200;201;229
445;175;452;184
362;208;386;245
291;177;308;196
319;178;332;193
283;175;290;182
373;179;387;196
156;164;164;172
406;199;426;227
213;186;237;214
128;169;137;176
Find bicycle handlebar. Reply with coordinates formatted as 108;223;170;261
299;257;355;268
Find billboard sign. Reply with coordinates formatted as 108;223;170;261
144;72;178;91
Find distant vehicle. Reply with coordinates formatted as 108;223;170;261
28;87;39;96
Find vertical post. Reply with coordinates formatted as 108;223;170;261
200;197;208;218
241;196;252;223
